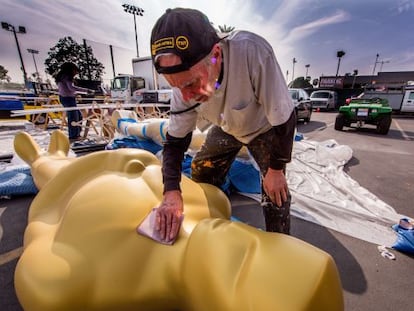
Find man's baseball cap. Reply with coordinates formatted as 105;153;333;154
151;8;220;74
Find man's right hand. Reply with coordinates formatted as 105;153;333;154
156;190;184;242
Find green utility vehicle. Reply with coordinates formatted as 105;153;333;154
334;97;392;135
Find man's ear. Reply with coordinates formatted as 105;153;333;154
212;44;221;57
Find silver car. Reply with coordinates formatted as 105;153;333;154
288;88;312;122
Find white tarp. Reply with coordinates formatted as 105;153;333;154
288;139;403;246
243;139;403;246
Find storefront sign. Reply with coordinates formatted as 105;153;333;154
319;77;344;88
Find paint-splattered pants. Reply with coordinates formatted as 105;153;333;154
191;126;291;234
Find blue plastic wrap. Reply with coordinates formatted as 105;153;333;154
392;219;414;254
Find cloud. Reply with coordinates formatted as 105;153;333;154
281;9;351;45
391;51;414;68
395;0;414;13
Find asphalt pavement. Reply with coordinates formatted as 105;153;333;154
294;112;414;310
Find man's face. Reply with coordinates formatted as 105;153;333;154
159;54;218;103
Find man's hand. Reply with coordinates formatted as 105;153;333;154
263;168;288;207
156;190;184;242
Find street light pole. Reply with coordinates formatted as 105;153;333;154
133;13;138;57
292;57;297;81
27;48;40;81
305;64;310;79
335;50;345;78
351;69;358;89
1;22;27;83
122;4;144;57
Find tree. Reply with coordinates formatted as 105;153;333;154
218;24;235;33
44;36;104;80
288;77;313;89
0;65;11;82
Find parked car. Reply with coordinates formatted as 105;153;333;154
288;88;312;122
334;97;392;135
310;90;338;111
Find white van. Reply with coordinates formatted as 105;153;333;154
310;90;338;110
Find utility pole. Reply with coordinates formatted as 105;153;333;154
372;53;379;76
378;60;390;73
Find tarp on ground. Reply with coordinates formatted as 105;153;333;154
287;139;403;247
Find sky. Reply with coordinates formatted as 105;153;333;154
1;0;414;86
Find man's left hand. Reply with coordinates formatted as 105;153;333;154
263;168;288;207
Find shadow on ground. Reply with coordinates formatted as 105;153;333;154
230;193;367;294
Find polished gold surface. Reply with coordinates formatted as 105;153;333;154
14;129;343;311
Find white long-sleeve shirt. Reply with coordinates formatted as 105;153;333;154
167;30;294;144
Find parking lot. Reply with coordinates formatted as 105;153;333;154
297;111;414;310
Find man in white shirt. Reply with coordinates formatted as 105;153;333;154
150;8;296;242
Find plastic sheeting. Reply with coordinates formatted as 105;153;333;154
288;139;404;246
392;219;414;254
224;138;405;247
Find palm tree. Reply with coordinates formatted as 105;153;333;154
218;24;235;33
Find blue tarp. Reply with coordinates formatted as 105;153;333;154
108;136;262;194
106;136;163;154
392;219;414;254
0;166;38;196
0;100;24;110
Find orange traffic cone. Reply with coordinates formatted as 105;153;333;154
316;107;320;112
